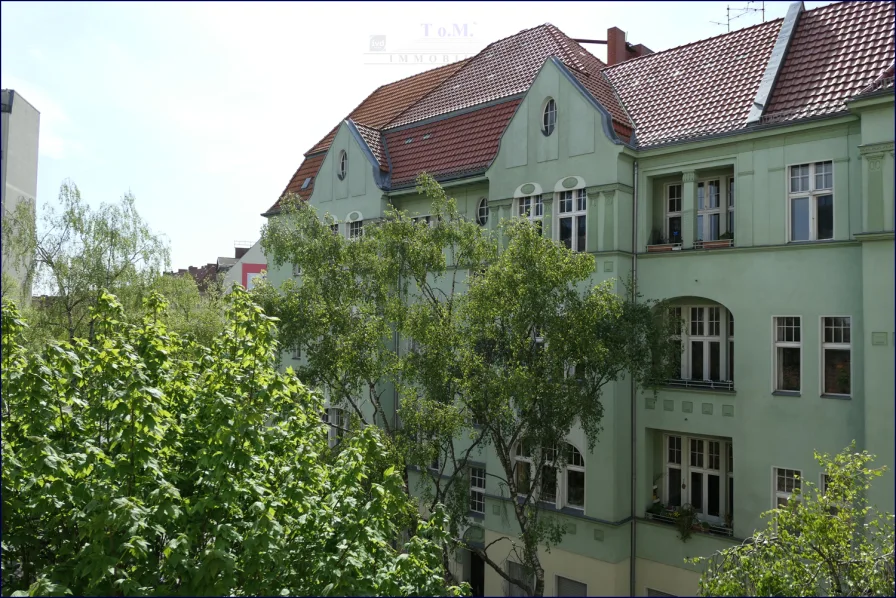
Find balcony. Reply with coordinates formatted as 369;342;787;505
693;237;734;250
645;503;733;538
665;378;734;392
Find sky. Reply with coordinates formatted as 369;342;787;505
1;1;835;271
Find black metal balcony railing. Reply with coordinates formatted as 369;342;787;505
646;510;734;538
666;378;734;392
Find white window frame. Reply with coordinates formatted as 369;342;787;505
772;466;801;508
292;263;302;277
513;441;585;511
696;179;722;243
517;195;543;225
330;223;340;236
337;150;348;180
291;345;302;361
665;183;683;244
476;198;489;227
820;316;851;397
670;304;733;386
348;219;364;240
727;177;735;235
323;406;347;448
542;98;557;136
773;316;802;394
556;189;587;252
470;466;486;514
663;434;733;525
787;160;834;242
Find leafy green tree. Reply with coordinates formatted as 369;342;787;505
2;179;170;343
259;174;677;595
691;443;895;596
449;218;675;596
1;288;466;597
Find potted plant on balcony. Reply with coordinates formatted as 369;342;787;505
647;230;679;252
702;231;735;250
652;472;664;504
674;503;699;542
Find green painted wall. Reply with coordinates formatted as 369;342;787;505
265;73;895;589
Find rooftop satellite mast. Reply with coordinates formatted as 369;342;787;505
711;1;766;32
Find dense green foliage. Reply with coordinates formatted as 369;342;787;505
1;180;224;348
258;173;678;595
1;289;466;597
692;444;895;596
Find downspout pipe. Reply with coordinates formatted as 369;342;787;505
630;160;639;597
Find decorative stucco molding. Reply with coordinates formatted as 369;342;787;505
859;141;895;156
682;171;697;183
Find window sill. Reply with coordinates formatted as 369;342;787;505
772;390;801;397
820;393;852;401
786;238;836;245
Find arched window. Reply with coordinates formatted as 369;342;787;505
667;303;734;390
337;150;348;180
542;98;557;136
512;440;585;511
476;197;489;226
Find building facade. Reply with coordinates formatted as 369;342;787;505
262;2;894;595
1;89;40;302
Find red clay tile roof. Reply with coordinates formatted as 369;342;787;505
266;152;325;213
353;121;388;171
385;99;521;187
266;2;894;215
605;18;783;146
855;63;895;98
385;24;633;136
764;1;895;122
305;60;470;156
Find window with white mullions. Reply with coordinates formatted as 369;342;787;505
666;183;682;244
542;98;557;136
774;317;801;392
822;316;851;396
665;434;733;525
470;467;486;514
348;220;364;240
323;407;347;448
669;305;733;388
774;467;801;508
513;440;585;511
789;161;833;241
517;195;543;235
727;177;735;234
558;189;587;252
476;198;489;226
337;150;348;180
696;180;721;243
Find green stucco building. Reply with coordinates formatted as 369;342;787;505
262;2;894;594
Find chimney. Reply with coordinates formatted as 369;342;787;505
606;27;653;66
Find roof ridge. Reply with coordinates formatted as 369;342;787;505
382;23;553;129
604;14;784;71
544;24;590;74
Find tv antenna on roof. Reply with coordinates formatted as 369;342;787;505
711;1;766;33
